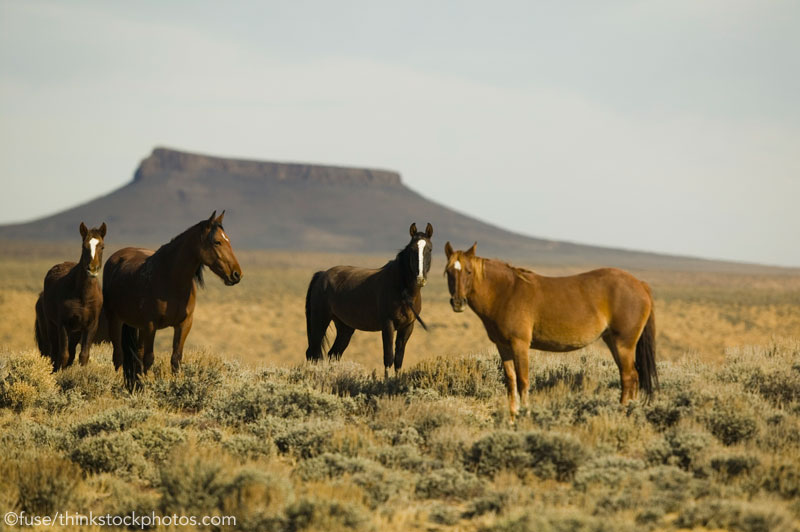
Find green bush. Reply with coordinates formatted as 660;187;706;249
70;432;147;476
645;391;693;430
131;426;187;464
405;353;503;398
221;434;275;462
274;421;342;459
150;355;226;412
284;497;371;532
705;399;759;446
55;362;115;400
14;452;83;514
675;498;794;532
465;430;585;481
415;466;485;500
645;429;710;471
762;461;800;499
710;453;760;480
72;406;150;438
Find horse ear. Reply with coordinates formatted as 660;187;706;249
409;223;417;237
99;222;107;238
79;222;88;239
217;210;225;223
466;242;477;257
444;241;454;258
425;223;433;238
208;210;217;222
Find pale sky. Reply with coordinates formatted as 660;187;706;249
1;1;798;266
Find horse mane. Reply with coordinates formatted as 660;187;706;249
152;219;224;289
481;257;534;284
382;244;416;286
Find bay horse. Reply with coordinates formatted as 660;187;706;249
444;242;657;423
305;223;433;377
102;211;242;391
34;222;107;371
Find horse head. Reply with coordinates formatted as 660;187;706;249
79;222;107;277
444;241;478;312
198;210;243;286
407;222;433;287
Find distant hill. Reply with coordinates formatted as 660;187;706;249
0;147;783;272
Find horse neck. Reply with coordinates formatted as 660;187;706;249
468;258;514;316
152;226;203;290
393;247;419;297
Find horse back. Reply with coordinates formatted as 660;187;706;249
321;265;391;331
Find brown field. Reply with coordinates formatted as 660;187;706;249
3;246;800;371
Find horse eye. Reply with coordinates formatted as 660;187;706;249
214;241;222;246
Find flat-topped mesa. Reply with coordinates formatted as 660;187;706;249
133;147;402;186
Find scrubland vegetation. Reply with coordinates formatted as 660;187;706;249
1;339;799;531
2;249;800;530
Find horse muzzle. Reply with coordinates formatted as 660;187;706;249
450;297;466;313
224;270;242;286
87;268;100;278
416;276;427;287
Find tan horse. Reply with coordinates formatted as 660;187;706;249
444;242;657;422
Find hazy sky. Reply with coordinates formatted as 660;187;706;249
1;1;798;266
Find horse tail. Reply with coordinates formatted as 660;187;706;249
34;294;48;359
635;299;659;399
121;324;142;392
305;271;330;361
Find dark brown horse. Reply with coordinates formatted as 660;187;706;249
444;242;657;423
35;222;107;371
305;223;433;377
103;211;242;390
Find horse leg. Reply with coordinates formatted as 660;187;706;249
139;324;156;373
108;314;124;370
78;319;98;366
603;333;639;403
381;322;396;379
171;315;192;372
510;338;530;414
55;324;69;371
67;332;79;367
497;344;520;424
393;322;415;375
328;318;354;361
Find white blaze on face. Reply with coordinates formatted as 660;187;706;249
454;260;462;271
89;238;100;259
417;240;426;280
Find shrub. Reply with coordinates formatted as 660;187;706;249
405;353;503;398
463;490;510;517
531;362;586;392
465;430;585;481
675;499;794;532
159;451;232;515
284;497;371;532
429;504;461;526
14;452;83;514
0;349;57;411
131;426;187;464
762;461;800;499
70;432;147;476
55;363;114;401
72;407;150;438
212;381;355;426
704;399;759;446
415;466;485;500
150;355;226;412
221;434;275;462
710;453;760;480
645;429;710;471
274;421;343;459
573;455;646;491
645;391;693;430
295;453;403;508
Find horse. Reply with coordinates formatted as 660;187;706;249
443;242;657;423
102;211;242;390
305;223;434;377
34;222;107;371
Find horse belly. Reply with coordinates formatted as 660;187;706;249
531;315;607;352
